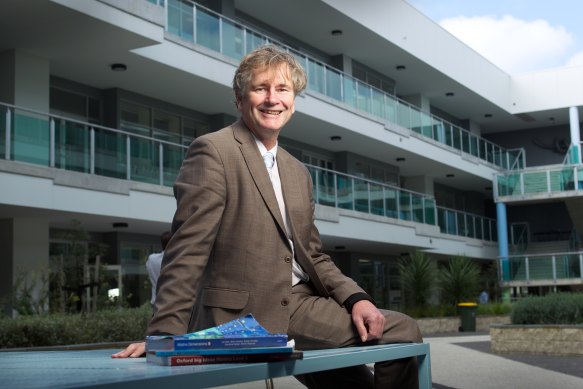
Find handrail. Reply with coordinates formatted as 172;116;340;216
499;251;583;283
494;163;583;201
1;101;496;242
164;0;521;171
562;141;582;165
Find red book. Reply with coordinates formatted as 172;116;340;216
147;350;303;366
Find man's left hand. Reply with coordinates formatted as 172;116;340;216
351;300;385;343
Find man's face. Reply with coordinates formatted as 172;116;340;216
237;63;296;141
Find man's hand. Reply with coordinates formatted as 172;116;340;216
351;300;385;343
111;342;146;358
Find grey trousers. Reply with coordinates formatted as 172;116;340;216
288;283;423;389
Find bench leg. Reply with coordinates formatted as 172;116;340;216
264;378;274;389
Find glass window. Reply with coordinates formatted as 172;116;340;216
120;101;151;136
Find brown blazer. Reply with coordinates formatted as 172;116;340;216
147;120;366;336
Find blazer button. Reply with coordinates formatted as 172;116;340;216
284;256;291;263
281;298;289;306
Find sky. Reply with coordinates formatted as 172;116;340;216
407;0;583;75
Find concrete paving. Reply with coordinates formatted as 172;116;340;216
212;333;583;389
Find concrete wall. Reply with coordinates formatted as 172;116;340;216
491;325;583;356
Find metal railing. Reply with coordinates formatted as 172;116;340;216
307;164;497;241
1;102;187;187
494;163;583;200
164;0;523;171
500;251;583;283
1;101;496;242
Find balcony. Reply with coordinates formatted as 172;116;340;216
500;252;583;287
162;0;523;171
1;101;495;242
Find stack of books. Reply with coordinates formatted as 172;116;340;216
145;314;303;366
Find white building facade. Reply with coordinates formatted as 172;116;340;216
1;0;582;313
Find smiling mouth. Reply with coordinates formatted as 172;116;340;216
262;110;282;115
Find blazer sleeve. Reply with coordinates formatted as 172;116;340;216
146;136;226;336
292;162;368;306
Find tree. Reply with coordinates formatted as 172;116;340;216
439;255;480;306
398;250;437;309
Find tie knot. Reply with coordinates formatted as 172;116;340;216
263;152;275;169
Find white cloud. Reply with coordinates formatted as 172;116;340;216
566;51;583;67
440;15;573;74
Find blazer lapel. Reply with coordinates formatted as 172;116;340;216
233;121;288;235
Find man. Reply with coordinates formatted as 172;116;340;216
145;231;171;305
113;45;422;388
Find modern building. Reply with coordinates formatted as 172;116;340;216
1;0;582;314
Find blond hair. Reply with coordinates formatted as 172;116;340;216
233;45;307;101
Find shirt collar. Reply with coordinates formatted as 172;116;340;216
253;135;278;157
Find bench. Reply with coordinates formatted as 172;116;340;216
0;343;431;388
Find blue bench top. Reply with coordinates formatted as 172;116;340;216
0;343;431;389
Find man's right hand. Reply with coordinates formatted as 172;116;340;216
111;342;146;358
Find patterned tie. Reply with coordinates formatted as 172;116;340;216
263;152;275;179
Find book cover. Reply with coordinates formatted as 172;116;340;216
147;350;304;366
152;345;294;357
146;314;288;351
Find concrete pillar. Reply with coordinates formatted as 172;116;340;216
401;94;430;113
569;106;581;164
330;54;353;74
0;218;50;316
0;49;50;111
402;175;434;196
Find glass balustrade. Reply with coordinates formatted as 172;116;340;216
1;103;188;187
436;207;496;241
2;101;496;242
164;0;521;171
501;252;583;283
495;165;583;199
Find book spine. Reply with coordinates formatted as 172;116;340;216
172;336;287;350
153;352;302;366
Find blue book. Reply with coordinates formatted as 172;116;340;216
146;314;288;351
151;345;294;357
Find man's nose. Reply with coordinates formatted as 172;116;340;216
264;88;277;103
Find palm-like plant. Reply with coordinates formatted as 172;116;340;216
398;250;437;309
439;255;481;306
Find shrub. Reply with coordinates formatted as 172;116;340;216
398;250;437;309
439;255;480;306
476;302;512;316
403;304;457;318
511;293;583;325
0;304;152;349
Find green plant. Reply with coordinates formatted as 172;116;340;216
398;250;437;309
402;304;457;318
11;270;50;316
511;293;583;325
439;255;480;306
0;304;152;349
49;221;112;314
476;302;512;316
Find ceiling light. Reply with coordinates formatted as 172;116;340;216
484;113;493;118
110;63;127;72
330;136;342;141
396;157;406;162
446;174;455;178
113;222;129;228
445;92;455;97
395;65;406;71
331;29;343;36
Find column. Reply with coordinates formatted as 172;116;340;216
569;106;581;164
0;218;50;316
496;203;509;281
